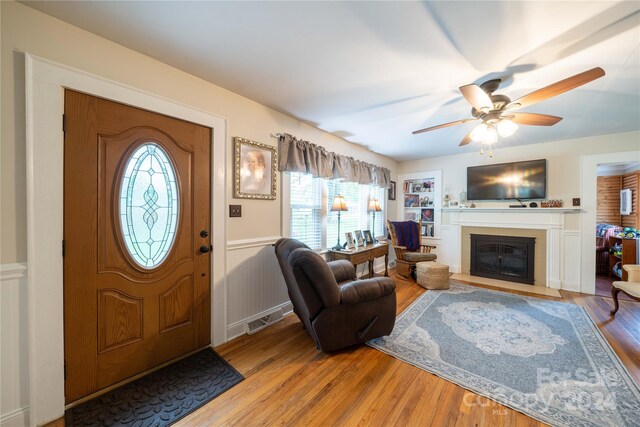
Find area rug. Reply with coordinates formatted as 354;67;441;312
368;283;640;427
65;348;243;426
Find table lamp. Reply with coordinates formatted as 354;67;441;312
331;195;348;250
368;198;382;242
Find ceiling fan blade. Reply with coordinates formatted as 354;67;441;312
459;84;494;112
509;112;563;126
412;118;477;135
507;67;605;110
459;132;473;146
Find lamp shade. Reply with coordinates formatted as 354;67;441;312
368;198;382;212
330;195;348;212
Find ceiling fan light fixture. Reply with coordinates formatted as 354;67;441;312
483;124;498;144
470;123;488;142
496;119;518;137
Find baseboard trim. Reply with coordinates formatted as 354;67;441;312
562;281;582;293
0;406;29;427
226;301;294;341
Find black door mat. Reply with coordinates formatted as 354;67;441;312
65;348;244;426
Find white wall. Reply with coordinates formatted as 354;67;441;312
399;131;640;293
1;2;398;424
399;131;640;231
0;0;398;264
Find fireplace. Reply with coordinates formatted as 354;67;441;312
470;234;535;285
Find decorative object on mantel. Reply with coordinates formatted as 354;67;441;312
541;199;563;208
369;282;640;427
443;193;451;207
233;137;277;200
276;133;390;187
529;202;538;207
330;195;348;250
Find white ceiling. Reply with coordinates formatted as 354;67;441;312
23;1;640;161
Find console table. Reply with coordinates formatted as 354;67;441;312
327;243;389;278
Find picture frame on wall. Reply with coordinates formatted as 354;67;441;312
233;137;277;200
388;181;396;200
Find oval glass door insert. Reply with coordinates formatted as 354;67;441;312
119;143;179;269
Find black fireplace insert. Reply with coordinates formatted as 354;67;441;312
470;234;535;285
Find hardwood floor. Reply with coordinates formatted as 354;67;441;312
596;273;637;301
175;271;640;427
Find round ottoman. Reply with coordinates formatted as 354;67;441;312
416;261;450;290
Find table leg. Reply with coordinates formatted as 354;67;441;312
384;253;388;276
368;260;373;278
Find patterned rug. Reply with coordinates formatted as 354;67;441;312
368;283;640;427
66;348;243;426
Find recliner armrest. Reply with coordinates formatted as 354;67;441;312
340;277;396;305
327;260;357;283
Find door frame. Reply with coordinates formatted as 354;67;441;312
580;149;640;295
26;54;227;426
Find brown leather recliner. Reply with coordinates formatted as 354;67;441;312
274;238;396;352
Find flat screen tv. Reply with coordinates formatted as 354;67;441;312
467;159;546;201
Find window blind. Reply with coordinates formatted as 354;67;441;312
327;180;365;248
289;173;323;250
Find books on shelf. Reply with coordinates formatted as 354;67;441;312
403;179;435;194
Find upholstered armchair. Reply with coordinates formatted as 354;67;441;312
387;220;436;278
274;238;396;352
610;264;640;316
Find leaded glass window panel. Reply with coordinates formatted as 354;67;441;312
119;143;179;268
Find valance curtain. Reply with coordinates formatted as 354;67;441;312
277;133;391;187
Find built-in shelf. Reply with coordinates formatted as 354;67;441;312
442;207;581;213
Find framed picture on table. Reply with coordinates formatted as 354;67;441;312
354;230;364;247
363;230;374;245
345;232;355;249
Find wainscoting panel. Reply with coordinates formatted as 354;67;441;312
563;231;582;293
0;264;29;427
226;237;290;339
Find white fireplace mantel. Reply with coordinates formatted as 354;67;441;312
440;208;581;290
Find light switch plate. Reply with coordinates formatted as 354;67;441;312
229;205;242;217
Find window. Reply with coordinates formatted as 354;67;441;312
369;185;386;238
119;143;178;268
289;173;323;250
327;180;364;249
287;172;386;252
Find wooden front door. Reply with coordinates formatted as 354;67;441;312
64;90;212;403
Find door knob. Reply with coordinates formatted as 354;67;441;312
199;245;211;254
200;230;209;238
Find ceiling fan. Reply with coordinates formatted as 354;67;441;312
412;67;605;155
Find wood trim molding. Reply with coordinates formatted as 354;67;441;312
0;263;27;281
26;54;227;426
227;236;282;251
581;150;640;296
